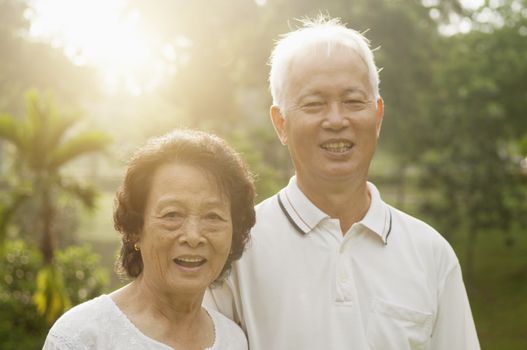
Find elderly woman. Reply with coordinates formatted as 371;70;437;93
44;129;255;349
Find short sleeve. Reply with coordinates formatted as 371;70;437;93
206;306;248;350
430;264;480;350
204;271;244;327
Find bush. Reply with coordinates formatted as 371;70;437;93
0;240;109;349
55;245;109;306
0;240;46;349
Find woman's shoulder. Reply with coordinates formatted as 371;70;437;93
51;294;114;329
206;307;248;350
44;295;123;349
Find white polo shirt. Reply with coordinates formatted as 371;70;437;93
205;177;480;350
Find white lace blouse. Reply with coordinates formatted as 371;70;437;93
43;295;247;350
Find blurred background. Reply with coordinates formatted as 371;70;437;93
0;0;525;348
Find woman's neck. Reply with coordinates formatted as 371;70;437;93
110;277;214;349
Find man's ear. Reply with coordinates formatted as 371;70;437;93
375;97;384;138
270;105;287;145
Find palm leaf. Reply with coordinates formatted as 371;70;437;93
48;131;112;171
23;90;68;170
0;114;24;149
27;90;84;156
58;180;98;210
0;190;31;254
46;112;83;152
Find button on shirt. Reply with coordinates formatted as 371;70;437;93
205;177;480;350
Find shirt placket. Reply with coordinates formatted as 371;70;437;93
334;225;359;306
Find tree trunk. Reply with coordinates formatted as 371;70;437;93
464;227;478;287
40;189;56;264
395;163;408;210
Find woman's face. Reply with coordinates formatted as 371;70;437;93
137;162;233;296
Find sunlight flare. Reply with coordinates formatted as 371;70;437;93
25;0;186;95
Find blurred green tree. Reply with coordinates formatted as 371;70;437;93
0;90;111;323
0;240;109;349
418;10;527;280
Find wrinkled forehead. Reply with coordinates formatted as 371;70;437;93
148;160;231;203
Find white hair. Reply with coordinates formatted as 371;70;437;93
268;15;381;111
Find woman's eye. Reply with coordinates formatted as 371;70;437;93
161;211;183;219
204;212;225;221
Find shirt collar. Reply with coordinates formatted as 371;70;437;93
277;176;329;234
360;182;392;244
277;177;392;244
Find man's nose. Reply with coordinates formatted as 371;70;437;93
178;217;205;247
322;102;350;130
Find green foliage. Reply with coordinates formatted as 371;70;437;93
227;126;290;201
0;90;112;263
421;25;527;220
0;240;109;349
0;240;46;350
33;264;71;326
55;245;109;306
0;189;30;253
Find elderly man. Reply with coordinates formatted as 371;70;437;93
205;16;480;350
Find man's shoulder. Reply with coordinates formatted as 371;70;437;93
253;194;284;227
248;190;307;245
389;205;459;266
255;193;280;213
390;205;440;236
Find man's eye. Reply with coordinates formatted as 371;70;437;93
304;102;324;108
344;100;367;109
301;101;325;113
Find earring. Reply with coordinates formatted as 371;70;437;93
134;243;140;251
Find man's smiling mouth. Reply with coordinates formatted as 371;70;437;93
320;141;353;153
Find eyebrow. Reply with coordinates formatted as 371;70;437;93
297;90;325;102
155;196;226;209
341;88;368;98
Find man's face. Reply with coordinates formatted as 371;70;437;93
271;46;384;188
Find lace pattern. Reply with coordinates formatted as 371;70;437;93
43;295;247;350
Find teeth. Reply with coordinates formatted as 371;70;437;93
177;257;204;263
321;142;352;153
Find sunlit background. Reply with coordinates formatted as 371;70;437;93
25;0;194;96
0;0;526;349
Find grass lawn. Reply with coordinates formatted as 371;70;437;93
452;229;527;350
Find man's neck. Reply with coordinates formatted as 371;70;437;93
296;176;371;234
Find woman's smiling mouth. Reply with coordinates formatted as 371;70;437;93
173;256;207;268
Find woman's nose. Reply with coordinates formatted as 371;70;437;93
178;217;205;247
